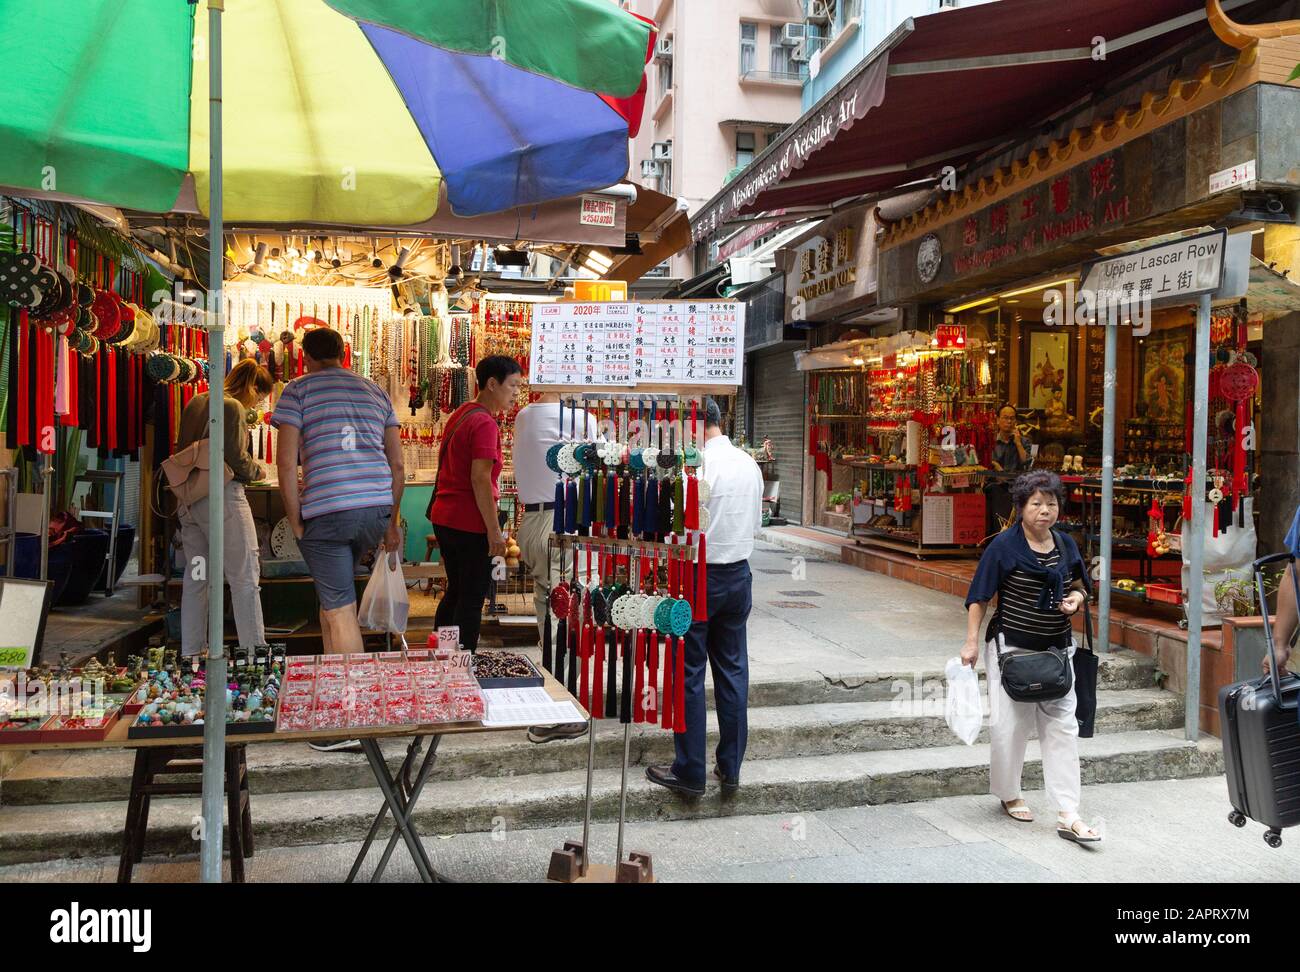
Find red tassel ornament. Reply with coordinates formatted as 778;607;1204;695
693;533;708;622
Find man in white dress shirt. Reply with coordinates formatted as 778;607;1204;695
513;393;597;743
647;397;763;798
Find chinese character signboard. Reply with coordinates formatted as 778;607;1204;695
530;301;744;388
782;203;878;322
876;100;1254;305
579;195;618;227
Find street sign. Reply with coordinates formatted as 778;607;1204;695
1080;229;1226;308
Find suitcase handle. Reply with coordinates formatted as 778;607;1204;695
1253;552;1299;712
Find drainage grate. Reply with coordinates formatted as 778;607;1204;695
778;590;823;597
769;600;819;609
756;568;789;574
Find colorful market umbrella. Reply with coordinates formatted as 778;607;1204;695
0;0;655;221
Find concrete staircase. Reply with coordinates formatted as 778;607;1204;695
0;649;1222;866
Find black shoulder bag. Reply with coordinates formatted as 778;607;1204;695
996;529;1091;704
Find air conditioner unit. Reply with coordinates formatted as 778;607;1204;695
652;141;673;161
640;159;663;179
807;1;832;23
780;23;805;45
654;35;673;60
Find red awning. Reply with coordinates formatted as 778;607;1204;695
689;0;1273;241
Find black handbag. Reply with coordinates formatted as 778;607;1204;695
997;639;1073;702
994;529;1085;704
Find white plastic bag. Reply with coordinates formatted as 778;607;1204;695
357;549;409;634
944;656;982;746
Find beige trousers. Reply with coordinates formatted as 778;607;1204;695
985;639;1081;816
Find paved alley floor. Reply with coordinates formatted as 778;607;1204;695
0;775;1286;883
739;541;970;681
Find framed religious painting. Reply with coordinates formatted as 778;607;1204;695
1018;324;1078;437
1137;329;1189;424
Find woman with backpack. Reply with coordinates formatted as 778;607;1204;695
961;470;1102;844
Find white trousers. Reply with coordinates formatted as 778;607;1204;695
178;481;266;657
516;509;560;646
984;640;1081;816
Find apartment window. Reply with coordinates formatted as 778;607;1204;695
736;131;756;169
659;160;672;195
840;0;861;23
740;22;756;75
658;56;673;98
769;26;792;76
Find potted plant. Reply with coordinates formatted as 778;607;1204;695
1214;577;1259;618
828;492;849;514
1217;572;1286;683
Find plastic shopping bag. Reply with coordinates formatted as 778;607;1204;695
357;549;409;634
944;657;982;746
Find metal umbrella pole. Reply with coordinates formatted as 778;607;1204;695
615;720;631;866
580;716;596;877
1095;311;1118;652
1183;292;1212;740
199;0;228;885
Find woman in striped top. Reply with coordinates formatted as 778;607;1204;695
963;471;1101;844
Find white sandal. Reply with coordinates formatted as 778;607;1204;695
1001;799;1033;822
1057;817;1101;843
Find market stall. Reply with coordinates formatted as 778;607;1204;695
0;0;659;883
0;642;585;883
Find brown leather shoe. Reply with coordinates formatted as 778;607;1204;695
645;764;705;797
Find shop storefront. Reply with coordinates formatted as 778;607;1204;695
864;21;1300;733
774;203;900;531
737;271;803;525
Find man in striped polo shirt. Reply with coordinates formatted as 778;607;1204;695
273;327;404;661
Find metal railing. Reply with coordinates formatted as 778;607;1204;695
740;69;805;84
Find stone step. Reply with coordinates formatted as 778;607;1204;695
0;729;1223;865
2;688;1181;806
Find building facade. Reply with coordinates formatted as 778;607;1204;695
628;0;805;278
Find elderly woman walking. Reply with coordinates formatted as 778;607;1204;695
962;470;1101;844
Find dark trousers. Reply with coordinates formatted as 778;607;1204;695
672;560;752;787
433;523;490;652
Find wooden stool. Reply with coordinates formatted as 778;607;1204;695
117;744;253;883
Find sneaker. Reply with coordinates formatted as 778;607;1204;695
527;723;589;744
309;738;363;753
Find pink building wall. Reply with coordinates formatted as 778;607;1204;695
629;0;805;279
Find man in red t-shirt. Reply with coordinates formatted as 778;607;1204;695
428;356;523;652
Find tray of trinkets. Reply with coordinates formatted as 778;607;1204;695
472;651;545;689
127;646;284;738
42;707;122;743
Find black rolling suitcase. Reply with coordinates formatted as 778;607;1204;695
1219;551;1300;848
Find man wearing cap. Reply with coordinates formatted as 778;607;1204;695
646;397;763;798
